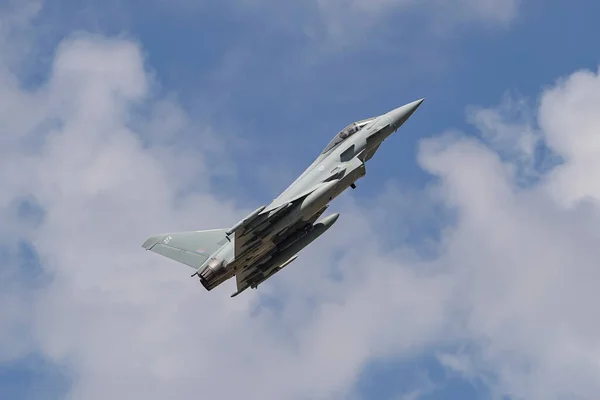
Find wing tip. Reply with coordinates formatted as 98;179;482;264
142;234;163;250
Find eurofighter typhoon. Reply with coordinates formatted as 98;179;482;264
142;99;424;297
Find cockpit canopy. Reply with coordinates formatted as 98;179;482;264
322;118;375;154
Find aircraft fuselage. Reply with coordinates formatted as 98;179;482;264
142;99;425;297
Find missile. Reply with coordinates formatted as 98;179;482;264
226;205;266;236
253;203;294;236
230;256;299;298
230;213;340;297
278;254;299;269
264;180;340;238
267;212;339;271
250;255;299;288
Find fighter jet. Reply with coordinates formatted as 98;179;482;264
142;99;424;297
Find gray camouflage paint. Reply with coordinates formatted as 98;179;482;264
142;99;424;297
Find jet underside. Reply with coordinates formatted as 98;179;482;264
141;98;424;297
198;156;366;296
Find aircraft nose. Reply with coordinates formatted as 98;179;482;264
387;98;424;130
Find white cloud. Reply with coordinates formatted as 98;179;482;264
447;0;520;24
539;67;600;207
311;0;521;46
0;0;43;70
1;5;448;400
418;66;600;399
316;0;520;23
3;2;600;400
161;0;522;52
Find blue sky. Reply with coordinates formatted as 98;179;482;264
2;1;600;399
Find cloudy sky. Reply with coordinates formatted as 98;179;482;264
1;0;600;399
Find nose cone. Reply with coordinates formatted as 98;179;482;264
386;98;424;129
